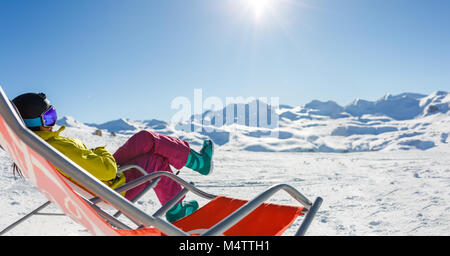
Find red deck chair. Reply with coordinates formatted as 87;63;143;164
0;86;322;236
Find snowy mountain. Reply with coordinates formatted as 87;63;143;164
344;93;426;120
57;116;94;130
85;118;140;134
62;91;449;153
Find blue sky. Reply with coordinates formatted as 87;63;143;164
0;0;449;123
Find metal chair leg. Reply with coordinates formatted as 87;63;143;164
0;201;52;235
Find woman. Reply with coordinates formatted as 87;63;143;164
12;92;214;223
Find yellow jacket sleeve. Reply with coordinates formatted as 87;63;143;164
50;139;118;181
34;126;118;182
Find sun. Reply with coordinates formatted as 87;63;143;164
243;0;276;23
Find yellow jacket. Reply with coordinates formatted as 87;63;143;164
34;126;126;193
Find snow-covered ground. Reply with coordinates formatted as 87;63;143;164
0;128;449;235
1;91;449;235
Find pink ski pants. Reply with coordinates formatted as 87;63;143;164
112;130;190;205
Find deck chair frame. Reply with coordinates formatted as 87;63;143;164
0;86;323;236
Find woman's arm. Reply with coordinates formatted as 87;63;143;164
51;140;118;181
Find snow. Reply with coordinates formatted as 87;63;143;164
1;91;449;235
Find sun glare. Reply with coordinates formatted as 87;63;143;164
234;0;302;30
243;0;276;23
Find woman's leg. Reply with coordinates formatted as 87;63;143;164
113;130;190;170
121;153;183;205
113;130;211;222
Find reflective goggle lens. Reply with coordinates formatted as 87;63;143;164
42;106;57;127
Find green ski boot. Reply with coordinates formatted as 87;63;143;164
184;139;214;175
165;200;199;223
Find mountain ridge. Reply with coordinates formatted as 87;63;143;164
56;91;450;152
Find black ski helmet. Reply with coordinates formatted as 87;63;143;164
12;93;51;126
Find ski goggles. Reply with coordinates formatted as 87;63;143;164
23;105;58;128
